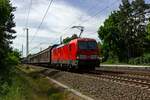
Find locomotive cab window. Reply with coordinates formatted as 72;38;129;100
88;41;97;50
78;41;97;50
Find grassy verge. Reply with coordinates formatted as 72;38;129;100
0;66;69;100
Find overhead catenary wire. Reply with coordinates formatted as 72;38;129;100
29;0;100;53
53;0;119;45
60;1;106;34
80;0;119;26
63;0;119;36
29;42;52;53
29;2;97;47
29;0;54;45
56;0;119;43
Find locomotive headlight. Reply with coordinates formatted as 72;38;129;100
90;55;97;59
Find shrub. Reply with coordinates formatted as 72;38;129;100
128;53;150;65
7;51;20;66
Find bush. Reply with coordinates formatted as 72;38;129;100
7;51;20;66
103;55;119;64
128;53;150;65
0;50;21;96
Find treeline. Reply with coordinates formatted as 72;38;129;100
98;0;150;64
0;0;20;96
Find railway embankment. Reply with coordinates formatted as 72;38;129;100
19;65;150;100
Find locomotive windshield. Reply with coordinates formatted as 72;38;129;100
78;41;97;50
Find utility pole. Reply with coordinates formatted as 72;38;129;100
25;28;29;57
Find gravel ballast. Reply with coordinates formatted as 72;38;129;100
45;69;150;100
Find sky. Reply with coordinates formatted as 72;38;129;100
10;0;149;57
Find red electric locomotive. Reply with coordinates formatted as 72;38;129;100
51;38;100;70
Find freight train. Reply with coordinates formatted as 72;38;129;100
27;38;100;70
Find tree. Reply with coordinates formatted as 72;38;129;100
118;0;150;59
0;0;16;95
145;23;150;52
98;11;121;61
7;49;21;65
147;23;150;40
98;0;150;62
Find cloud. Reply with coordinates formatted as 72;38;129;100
12;0;121;56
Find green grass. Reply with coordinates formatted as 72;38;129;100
0;67;68;100
1;73;28;100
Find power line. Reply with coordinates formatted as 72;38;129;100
81;0;119;25
29;0;54;44
53;1;115;44
61;0;118;38
60;1;108;36
29;42;51;53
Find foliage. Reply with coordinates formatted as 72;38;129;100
98;11;120;61
0;50;21;96
63;34;78;44
0;0;16;96
0;68;67;100
147;23;150;38
145;23;150;52
7;49;21;66
128;53;150;65
1;73;25;100
98;0;150;63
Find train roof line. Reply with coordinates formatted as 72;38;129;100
28;44;59;58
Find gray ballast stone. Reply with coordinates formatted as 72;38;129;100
46;69;150;100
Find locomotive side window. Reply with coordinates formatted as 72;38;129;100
78;41;97;50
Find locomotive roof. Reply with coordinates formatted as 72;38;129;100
69;38;96;43
76;38;96;41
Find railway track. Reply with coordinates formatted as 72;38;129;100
26;64;150;89
85;70;150;89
